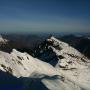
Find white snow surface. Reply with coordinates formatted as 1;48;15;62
48;36;89;69
0;49;58;77
0;36;90;90
0;48;74;90
47;36;90;90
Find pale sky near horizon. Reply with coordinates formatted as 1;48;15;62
0;0;90;33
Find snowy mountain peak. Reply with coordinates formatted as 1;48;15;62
35;36;89;70
0;36;90;90
47;36;68;47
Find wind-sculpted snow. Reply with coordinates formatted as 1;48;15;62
0;70;82;90
0;49;58;77
46;36;90;90
0;36;90;90
0;49;81;90
47;36;89;69
23;74;81;90
33;36;90;90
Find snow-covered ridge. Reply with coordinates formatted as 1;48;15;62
32;36;90;89
47;36;89;69
47;36;90;90
0;36;90;90
0;49;82;90
0;49;58;77
47;36;82;56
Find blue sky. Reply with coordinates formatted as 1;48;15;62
0;0;90;33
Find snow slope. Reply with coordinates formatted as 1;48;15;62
0;36;90;90
47;36;89;69
0;49;81;90
47;36;90;90
0;49;58;77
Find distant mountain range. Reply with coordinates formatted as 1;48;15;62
0;34;90;58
